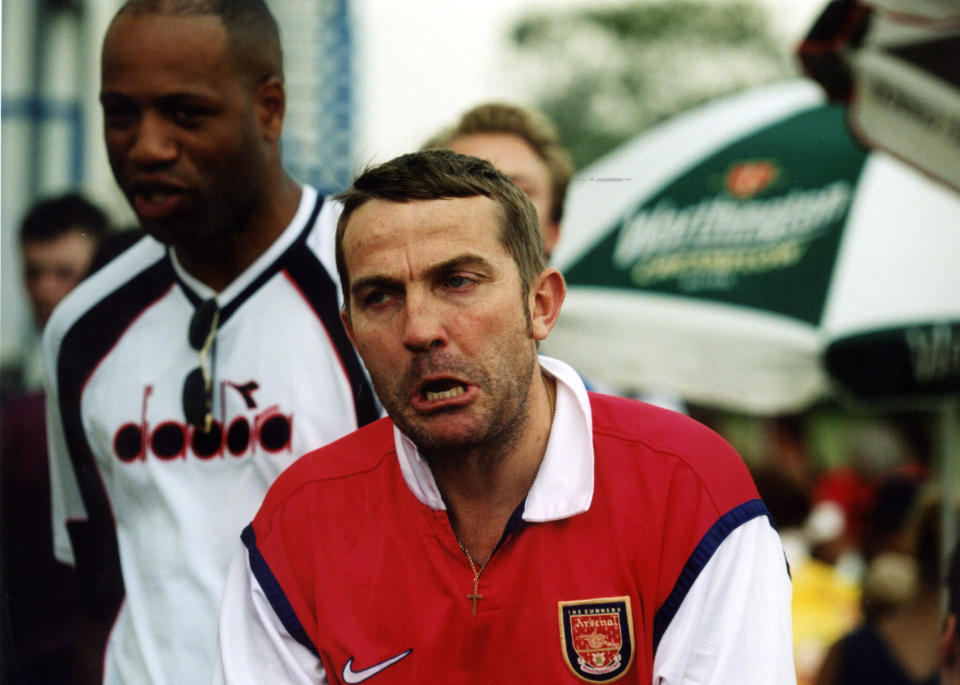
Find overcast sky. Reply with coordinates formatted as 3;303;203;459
350;0;827;163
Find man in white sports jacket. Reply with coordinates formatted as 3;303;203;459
42;1;378;683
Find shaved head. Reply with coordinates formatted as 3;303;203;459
115;0;283;86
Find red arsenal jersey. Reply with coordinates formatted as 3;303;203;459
222;358;793;684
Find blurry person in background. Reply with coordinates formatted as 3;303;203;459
21;195;107;326
814;478;944;685
6;193;108;393
1;192;108;685
424;102;573;259
765;415;817;492
753;466;860;685
811;421;926;579
941;534;960;685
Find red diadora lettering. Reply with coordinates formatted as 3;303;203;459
112;383;293;462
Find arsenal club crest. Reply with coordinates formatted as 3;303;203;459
559;596;634;682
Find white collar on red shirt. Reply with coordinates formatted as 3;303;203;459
394;355;594;522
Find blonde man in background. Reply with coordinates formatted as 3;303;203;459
424;102;572;258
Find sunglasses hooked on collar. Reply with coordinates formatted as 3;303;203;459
182;298;219;432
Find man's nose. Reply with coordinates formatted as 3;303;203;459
128;112;178;166
401;294;447;352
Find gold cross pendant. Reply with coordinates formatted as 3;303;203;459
467;577;483;615
457;539;487;616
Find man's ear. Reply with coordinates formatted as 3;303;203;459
529;267;565;342
255;75;285;143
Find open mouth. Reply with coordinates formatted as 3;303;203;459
421;379;467;401
139;188;178;203
133;183;186;204
130;183;187;221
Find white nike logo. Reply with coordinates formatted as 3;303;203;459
341;649;413;683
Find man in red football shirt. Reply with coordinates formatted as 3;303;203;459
215;149;795;684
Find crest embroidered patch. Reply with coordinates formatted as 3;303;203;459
559;596;634;682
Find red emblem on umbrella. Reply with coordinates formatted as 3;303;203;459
726;160;779;198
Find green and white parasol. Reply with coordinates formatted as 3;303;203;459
546;80;960;415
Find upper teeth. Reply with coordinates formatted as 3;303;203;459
425;386;465;401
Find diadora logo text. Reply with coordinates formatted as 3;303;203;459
112;382;293;462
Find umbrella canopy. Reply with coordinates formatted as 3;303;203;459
546;80;960;415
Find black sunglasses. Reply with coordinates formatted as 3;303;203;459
182;298;219;432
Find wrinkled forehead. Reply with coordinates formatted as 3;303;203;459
343;197;507;271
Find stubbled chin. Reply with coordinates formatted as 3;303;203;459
397;409;480;445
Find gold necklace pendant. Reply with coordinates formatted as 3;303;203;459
457;539;488;616
454;375;554;617
543;373;556;420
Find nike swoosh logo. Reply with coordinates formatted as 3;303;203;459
342;649;413;683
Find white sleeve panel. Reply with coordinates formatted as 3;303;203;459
652;516;796;685
213;545;328;685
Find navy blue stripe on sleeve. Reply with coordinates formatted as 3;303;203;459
241;524;320;658
652;498;772;652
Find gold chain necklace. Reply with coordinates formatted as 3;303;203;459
543;373;556;419
456;538;490;616
455;373;555;617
